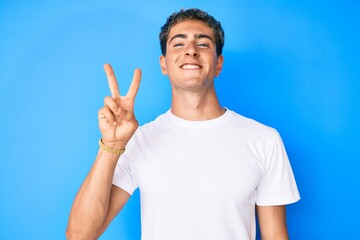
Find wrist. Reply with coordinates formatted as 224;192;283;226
99;138;126;155
101;138;127;149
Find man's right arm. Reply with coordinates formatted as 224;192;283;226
66;64;141;239
66;150;130;239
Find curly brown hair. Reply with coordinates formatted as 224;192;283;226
159;8;225;57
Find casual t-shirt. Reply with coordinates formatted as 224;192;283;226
113;109;300;240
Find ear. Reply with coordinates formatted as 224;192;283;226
160;55;168;75
215;55;224;77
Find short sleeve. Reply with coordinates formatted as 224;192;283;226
255;131;300;206
112;153;138;195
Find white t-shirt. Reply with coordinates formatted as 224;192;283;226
113;109;300;240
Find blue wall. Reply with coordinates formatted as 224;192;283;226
1;1;359;239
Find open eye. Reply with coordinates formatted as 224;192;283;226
197;43;210;48
174;43;184;48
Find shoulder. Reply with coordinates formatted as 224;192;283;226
138;111;169;132
226;109;279;139
129;111;171;143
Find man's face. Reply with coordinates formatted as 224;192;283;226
160;20;224;92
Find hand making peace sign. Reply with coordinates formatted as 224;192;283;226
98;64;141;149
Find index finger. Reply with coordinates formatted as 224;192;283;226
104;63;120;98
126;68;142;99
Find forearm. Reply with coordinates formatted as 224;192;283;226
66;148;120;239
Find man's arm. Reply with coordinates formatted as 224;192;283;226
66;151;130;239
96;185;131;237
256;205;289;240
66;64;141;239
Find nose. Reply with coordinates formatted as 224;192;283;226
185;43;199;57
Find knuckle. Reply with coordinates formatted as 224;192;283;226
104;96;111;103
99;106;106;113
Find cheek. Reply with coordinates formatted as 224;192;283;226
167;56;179;70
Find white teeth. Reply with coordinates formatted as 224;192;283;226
182;64;200;69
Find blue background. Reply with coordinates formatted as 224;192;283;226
1;0;359;239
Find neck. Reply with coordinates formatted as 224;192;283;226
170;86;225;121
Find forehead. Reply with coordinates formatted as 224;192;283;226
168;20;215;41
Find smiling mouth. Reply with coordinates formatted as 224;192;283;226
181;64;202;69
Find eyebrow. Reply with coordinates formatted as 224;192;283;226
169;33;215;43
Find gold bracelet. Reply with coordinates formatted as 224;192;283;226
99;138;126;155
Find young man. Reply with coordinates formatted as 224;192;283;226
66;9;300;240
